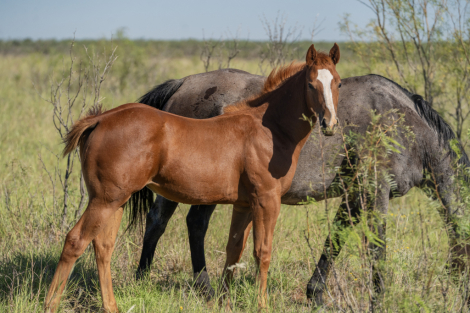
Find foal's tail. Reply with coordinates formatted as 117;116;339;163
63;106;103;157
63;105;154;231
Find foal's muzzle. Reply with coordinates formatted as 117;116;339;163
319;114;337;136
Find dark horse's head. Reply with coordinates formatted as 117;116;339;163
304;43;341;136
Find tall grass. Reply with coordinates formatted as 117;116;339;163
0;39;468;312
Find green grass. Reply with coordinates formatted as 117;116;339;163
0;39;469;312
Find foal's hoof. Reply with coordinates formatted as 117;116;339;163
193;271;215;301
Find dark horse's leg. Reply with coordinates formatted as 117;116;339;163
307;196;361;305
431;174;470;305
368;185;391;311
186;204;217;300
308;186;390;311
136;196;179;279
136;195;217;299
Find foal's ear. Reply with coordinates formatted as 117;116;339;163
329;43;340;65
306;44;317;67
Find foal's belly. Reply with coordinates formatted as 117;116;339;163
146;180;249;206
146;153;249;205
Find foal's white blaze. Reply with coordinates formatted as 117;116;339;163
317;69;336;128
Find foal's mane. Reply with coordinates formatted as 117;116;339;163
224;52;332;113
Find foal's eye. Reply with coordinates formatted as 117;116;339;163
339;83;342;88
308;83;314;90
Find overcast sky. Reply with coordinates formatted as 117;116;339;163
0;0;375;41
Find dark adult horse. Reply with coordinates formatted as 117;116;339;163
135;69;470;305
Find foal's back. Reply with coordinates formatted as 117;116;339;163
81;103;267;206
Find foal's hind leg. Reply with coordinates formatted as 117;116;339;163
44;201;122;313
136;196;179;279
92;207;124;313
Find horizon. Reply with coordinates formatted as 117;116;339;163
0;37;355;43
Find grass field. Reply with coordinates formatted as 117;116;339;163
0;39;469;312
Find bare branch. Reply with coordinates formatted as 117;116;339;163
199;30;219;72
39;37;117;230
258;12;303;75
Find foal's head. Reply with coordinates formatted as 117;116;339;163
305;43;341;136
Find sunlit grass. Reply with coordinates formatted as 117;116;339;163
0;41;469;312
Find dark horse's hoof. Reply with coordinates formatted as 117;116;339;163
193;271;215;301
306;277;325;307
135;267;148;281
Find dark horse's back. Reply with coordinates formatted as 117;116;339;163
140;70;468;204
140;68;265;119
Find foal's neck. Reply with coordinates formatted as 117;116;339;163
254;70;314;146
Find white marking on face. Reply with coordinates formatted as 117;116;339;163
317;69;336;127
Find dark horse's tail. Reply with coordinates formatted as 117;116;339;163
138;78;185;110
122;78;186;229
63;106;157;230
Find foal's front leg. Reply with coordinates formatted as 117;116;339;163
251;192;281;309
221;205;253;294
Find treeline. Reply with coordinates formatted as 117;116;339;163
0;38;354;59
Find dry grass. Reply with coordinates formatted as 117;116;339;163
0;40;468;312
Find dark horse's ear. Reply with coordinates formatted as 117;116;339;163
306;44;317;67
329;43;340;65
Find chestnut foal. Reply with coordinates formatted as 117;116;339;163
44;44;341;312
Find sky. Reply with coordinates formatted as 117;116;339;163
0;0;376;41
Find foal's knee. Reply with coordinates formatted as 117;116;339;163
61;232;86;260
253;249;271;269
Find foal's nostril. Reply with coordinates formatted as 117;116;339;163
321;118;327;129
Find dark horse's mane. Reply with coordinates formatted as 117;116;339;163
138;78;185;110
370;74;470;171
